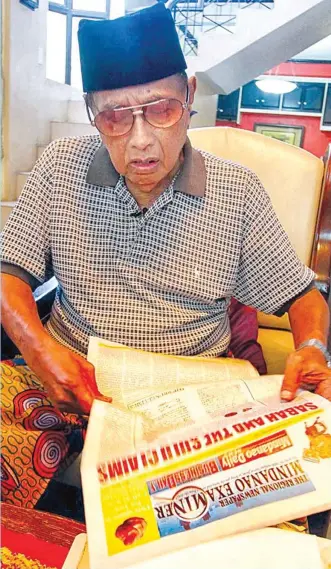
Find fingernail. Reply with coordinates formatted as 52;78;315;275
281;390;293;400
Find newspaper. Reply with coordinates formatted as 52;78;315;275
87;337;272;438
82;338;331;569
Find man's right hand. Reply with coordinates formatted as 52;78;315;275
1;274;111;415
26;336;112;415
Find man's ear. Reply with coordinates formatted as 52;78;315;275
188;75;197;106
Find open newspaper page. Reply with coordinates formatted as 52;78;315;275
87;337;281;436
83;338;331;569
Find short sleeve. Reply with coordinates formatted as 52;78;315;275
233;170;315;314
1;142;55;288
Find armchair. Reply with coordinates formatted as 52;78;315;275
188;127;331;374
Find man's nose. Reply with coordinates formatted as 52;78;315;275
129;111;155;151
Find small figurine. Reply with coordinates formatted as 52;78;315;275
303;417;331;461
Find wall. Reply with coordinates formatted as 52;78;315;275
216;62;331;158
216;114;331;158
2;0;9;201
268;61;331;79
190;81;218;129
2;0;79;201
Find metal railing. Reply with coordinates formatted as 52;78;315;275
165;0;274;56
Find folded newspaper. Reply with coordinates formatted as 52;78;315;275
82;338;331;569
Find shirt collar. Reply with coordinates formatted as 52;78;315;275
86;137;206;197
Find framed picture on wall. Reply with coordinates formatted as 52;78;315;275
253;124;304;147
20;0;39;10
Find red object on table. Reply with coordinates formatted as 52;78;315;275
1;503;86;568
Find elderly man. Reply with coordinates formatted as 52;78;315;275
1;4;330;509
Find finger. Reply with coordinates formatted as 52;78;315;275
77;388;98;414
80;363;113;403
59;381;94;414
80;361;103;394
95;394;113;404
60;379;111;414
76;381;113;413
281;353;302;401
298;382;316;392
299;363;331;397
315;380;331;401
44;385;77;413
85;378;112;403
55;388;93;415
300;362;331;383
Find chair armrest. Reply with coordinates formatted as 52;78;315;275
34;277;58;323
1;277;58;360
311;144;331;300
328;282;331;354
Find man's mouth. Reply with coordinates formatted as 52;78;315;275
130;158;160;172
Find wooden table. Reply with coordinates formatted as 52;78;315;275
1;503;86;568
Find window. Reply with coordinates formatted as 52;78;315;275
47;0;110;90
46;10;66;84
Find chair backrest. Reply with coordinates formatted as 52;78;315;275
188;127;325;331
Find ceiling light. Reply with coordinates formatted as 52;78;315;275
255;79;297;94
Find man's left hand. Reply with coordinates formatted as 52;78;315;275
281;346;331;402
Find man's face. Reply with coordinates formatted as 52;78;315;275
91;75;196;193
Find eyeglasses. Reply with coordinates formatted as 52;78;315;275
85;88;189;138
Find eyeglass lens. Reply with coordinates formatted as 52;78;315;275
94;98;184;137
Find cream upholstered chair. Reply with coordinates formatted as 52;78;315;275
188;127;331;374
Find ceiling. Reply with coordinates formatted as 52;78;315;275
292;34;331;61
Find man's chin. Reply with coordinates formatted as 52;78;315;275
126;169;164;189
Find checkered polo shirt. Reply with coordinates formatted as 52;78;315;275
1;135;314;356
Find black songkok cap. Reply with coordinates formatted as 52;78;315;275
78;3;187;93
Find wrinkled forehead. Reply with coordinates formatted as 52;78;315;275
92;75;185;111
